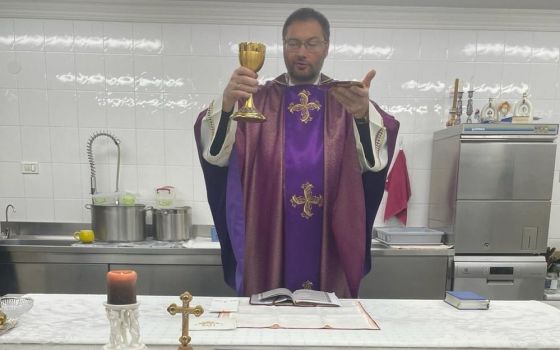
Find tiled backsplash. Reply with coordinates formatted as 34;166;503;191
0;5;559;246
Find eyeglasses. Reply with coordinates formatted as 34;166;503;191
284;38;328;53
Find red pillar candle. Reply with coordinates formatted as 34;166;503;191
107;270;137;305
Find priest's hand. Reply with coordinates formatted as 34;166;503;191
222;66;259;113
331;69;376;121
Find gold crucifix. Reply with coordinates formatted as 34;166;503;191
290;182;323;219
167;291;204;350
302;280;314;290
288;89;321;124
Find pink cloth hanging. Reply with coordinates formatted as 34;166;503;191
384;149;411;225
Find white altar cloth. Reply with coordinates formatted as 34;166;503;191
1;293;559;349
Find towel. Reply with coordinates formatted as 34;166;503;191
384;149;411;225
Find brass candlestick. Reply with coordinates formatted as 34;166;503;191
446;78;460;127
232;42;266;122
167;292;204;350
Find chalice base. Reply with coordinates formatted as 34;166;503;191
232;106;266;123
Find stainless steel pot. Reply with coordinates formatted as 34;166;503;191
152;206;192;241
90;204;146;242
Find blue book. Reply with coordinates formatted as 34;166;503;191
445;291;490;310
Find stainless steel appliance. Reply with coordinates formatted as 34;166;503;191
429;123;558;300
91;204;146;242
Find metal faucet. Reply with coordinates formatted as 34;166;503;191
2;204;16;239
86;131;121;199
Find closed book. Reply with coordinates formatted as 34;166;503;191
445;291;490;310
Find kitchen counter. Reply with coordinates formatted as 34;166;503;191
0;237;454;299
1;293;559;349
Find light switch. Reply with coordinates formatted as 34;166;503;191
21;161;39;174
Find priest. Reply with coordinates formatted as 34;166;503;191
194;7;399;298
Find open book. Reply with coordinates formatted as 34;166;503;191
250;288;341;307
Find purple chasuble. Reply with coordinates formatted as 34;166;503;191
283;85;325;291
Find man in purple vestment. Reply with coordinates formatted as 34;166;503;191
194;8;399;298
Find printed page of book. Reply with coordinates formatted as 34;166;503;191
223;300;379;329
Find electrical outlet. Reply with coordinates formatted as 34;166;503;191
21;161;39;174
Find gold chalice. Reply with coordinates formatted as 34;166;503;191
232;42;266;122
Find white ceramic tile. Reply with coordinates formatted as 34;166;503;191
164;129;192;166
504;31;532;63
103;22;133;54
475;31;505;62
19;89;49;126
548;238;560;247
0;19;14;50
549;205;560;240
135;92;163;129
136;165;166;196
190;201;213;225
419;30;448;61
365;60;392;99
20;126;52;162
408;169;431;204
50;127;81;163
448;30;476;62
445;62;476;91
106;91;136;128
249;25;281;59
110;128;137;165
219;25;249;57
163;92;194;130
362;28;393;60
44;20;74;52
80;162;111;197
165;165;193;201
529;64;558;99
115;164;138;194
48;90;78;127
0;89;19;125
190;56;224;93
74;21;104;53
105;54;134;92
333;60;363;82
378;99;415;135
257;57;279;85
136;129;165;165
25;198;55;221
0;127;21;161
191;24;220;56
54;199;84;222
77;91;107;128
532;32;560;63
500;63;531;99
192;165;206;201
530;99;557;124
14;19;44;51
553;172;560;204
332;27;363;59
0;162;25;197
23;162;53;198
392;29;421;61
0;198;26;221
46;52;76;90
416;61;447;98
133;23;162;54
412;98;446;133
75;53;106;91
134;55;163;92
391;61;421;98
473;62;503;99
409;133;433;171
162;23;191;55
162;55;191;92
0;51;18;88
16;51;46;89
406;203;429;227
52;163;82;198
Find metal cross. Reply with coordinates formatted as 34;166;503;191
288;89;321;124
290;182;323;219
167;291;204;350
302;280;314;290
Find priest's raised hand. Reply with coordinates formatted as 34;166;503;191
330;69;376;122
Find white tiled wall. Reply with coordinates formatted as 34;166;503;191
0;7;559;246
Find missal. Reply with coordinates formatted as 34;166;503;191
444;291;490;310
250;288;341;307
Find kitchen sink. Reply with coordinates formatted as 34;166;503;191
0;236;75;246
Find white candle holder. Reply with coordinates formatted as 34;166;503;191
103;302;147;350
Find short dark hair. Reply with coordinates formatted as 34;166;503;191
282;8;330;42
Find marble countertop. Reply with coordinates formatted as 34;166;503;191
1;293;559;349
